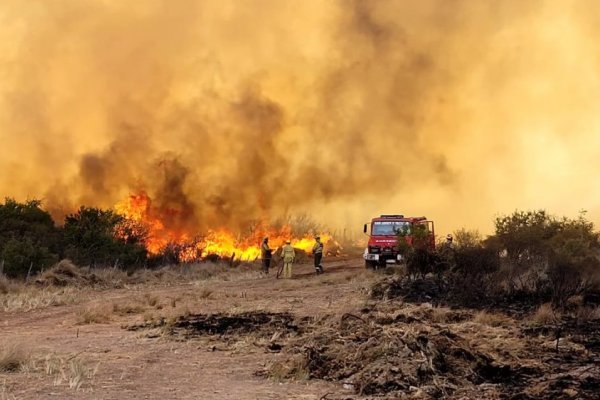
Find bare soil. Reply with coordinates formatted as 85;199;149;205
0;258;371;399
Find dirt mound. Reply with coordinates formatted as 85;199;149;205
36;260;102;287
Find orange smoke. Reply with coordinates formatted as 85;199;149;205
114;192;331;262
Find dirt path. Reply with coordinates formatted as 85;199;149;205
1;257;373;399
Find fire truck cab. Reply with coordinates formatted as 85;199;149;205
363;214;435;268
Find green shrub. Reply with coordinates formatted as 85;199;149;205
63;207;147;268
0;198;60;278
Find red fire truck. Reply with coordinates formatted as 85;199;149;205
363;214;435;268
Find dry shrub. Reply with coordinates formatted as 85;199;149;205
529;303;560;326
37;260;87;286
472;311;512;327
112;301;145;316
75;305;111;325
575;305;600;323
0;344;29;372
37;260;129;289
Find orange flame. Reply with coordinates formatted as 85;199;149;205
114;192;332;262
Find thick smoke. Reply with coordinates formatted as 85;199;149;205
1;0;600;235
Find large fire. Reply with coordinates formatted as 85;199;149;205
114;192;331;262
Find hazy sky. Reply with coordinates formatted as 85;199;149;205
1;0;599;236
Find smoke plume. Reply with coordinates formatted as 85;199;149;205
1;0;600;235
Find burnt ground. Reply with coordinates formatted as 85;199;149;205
1;258;600;399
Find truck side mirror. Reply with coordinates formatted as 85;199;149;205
363;224;367;234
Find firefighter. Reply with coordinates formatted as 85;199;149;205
261;237;272;274
444;234;454;250
439;233;456;271
312;236;324;274
280;240;295;279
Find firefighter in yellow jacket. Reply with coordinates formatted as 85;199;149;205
312;236;324;274
280;240;296;279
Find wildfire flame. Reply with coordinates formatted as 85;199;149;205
114;192;331;262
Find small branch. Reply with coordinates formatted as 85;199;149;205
340;313;365;323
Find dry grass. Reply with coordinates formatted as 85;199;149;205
198;288;214;299
529;303;560;325
575;305;600;322
0;286;82;313
0;275;17;295
0;380;16;400
430;307;454;323
0;344;29;373
129;263;262;285
144;293;160;307
75;305;111;325
472;310;513;327
168;296;181;308
112;301;146;316
36;353;98;390
90;267;128;288
0;261;265;313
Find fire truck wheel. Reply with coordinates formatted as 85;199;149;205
365;260;377;269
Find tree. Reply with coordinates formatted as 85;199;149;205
493;210;600;307
0;198;60;277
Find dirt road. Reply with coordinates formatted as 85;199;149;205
1;257;373;399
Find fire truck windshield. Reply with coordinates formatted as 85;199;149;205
372;221;410;236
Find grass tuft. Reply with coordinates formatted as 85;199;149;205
0;344;28;373
75;305;111;325
529;303;560;325
472;310;511;327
